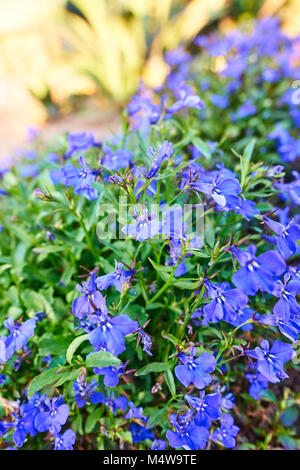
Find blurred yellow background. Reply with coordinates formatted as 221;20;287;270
0;0;299;159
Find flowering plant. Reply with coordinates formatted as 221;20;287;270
0;18;300;451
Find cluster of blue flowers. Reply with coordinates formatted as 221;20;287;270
0;17;300;450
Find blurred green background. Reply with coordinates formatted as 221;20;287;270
0;0;299;157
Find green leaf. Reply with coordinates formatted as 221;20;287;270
54;368;82;387
28;367;64;398
86;351;121;368
85;408;103;434
192;136;212;160
164;369;176;396
238;138;256;188
66;334;89;364
135;362;169;376
280;405;299;427
39;335;70;356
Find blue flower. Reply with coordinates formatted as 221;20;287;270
210;94;229;109
61;156;99;200
6;412;33;448
151;439;167;450
0;374;6;385
1;317;36;361
231;245;286;295
167;85;205;114
272;274;300;318
101;392;128;414
54;429;76;450
88;311;138;356
96;260;135;293
34;396;69;434
175;347;216;389
166;411;209;450
203;280;248;324
73;376;103;408
101;147;133;171
72;273;107;320
246;339;295;383
122;207;161;242
237;100;256;118
65;132;100;158
245;370;269;400
185;391;222;428
130;424;154;443
264;216;300;257
211;414;239;448
94;363;125;387
193;174;241;209
125;401;148;421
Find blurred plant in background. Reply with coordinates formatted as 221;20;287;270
0;0;299;124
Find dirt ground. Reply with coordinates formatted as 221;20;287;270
0;79;121;163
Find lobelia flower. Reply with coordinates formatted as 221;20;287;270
125;402;148;422
88;310;138;356
136;323;153;357
192;174;241;210
210;94;229;109
165;232;203;277
165;46;191;66
231;245;286;295
127;84;161;131
100;392;128;414
166;411;209;450
20;392;47;428
1;317;36;361
225;307;255;331
73;377;103;408
61;156;99;201
130;424;154;443
101;147;133;171
151;439;167;450
185;392;222;428
175;347;216;389
0;374;6;385
167;85;205;115
122;207;161;242
72;272;107;320
203;280;248;324
145;140;173;179
34;396;69;434
54;429;76;450
65;132;100;158
263;215;300;257
245;370;269;400
272;274;300;318
96;260;135;293
232;198;260;221
245;339;295;383
275;171;300;205
210;414;240;449
258;311;300;343
5;412;35;448
94;363;125;387
236;100;256;118
220;392;235;410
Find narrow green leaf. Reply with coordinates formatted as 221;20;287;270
66;334;89;364
164;369;176;396
135;362;169;376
